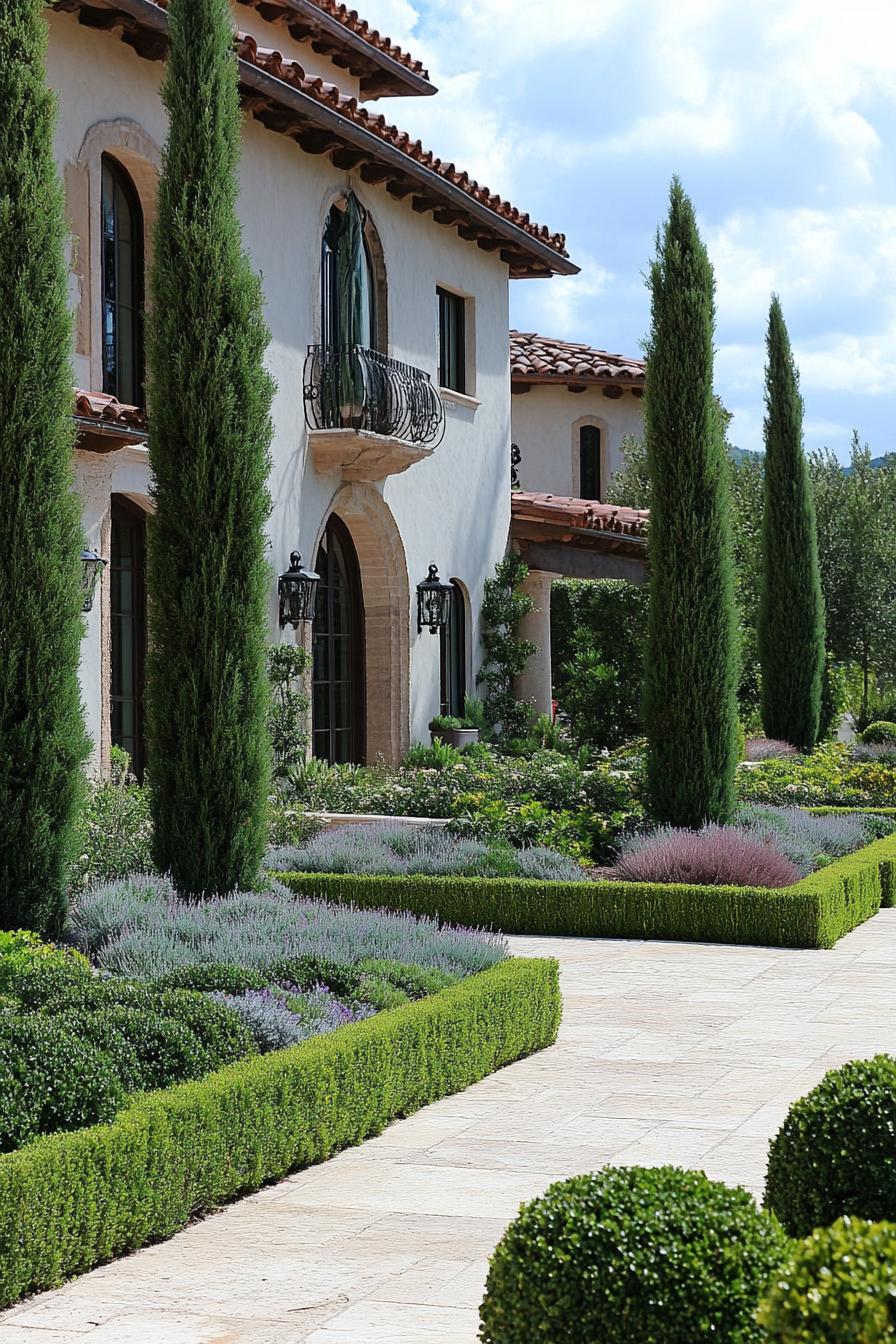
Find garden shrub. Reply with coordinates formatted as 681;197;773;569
738;742;896;808
154;990;256;1068
551;578;648;750
757;1217;896;1341
61;1006;208;1093
0;931;91;993
73;877;509;980
745;739;798;762
71;767;154;891
351;977;409;1011
480;1166;789;1344
862;720;896;745
0;1017;124;1151
0;956;559;1307
266;954;363;1000
477;553;536;744
280;824;896;949
734;805;894;877
357;958;459;999
210;987;368;1052
267;644;310;778
154;963;269;994
609;825;802;888
765;1056;896;1236
7;956;97;1010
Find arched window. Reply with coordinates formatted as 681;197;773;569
320;196;379;352
110;495;148;780
440;580;467;718
101;155;144;406
312;515;366;765
579;423;603;500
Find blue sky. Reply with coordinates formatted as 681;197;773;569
364;0;896;460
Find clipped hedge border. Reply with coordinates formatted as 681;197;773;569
280;831;896;950
0;957;559;1309
808;809;896;908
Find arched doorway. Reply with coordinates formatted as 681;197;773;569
110;495;148;778
312;515;365;764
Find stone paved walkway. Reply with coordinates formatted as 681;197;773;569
3;912;896;1343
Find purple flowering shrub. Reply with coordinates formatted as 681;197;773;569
210;985;373;1053
745;739;799;762
609;826;802;888
71;875;508;981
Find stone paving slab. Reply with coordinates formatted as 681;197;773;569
3;912;896;1343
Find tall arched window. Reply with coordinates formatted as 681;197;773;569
579;424;603;500
321;197;379;352
440;580;467;718
102;155;144;406
312;516;366;765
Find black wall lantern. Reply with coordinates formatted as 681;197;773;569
81;547;107;614
417;564;452;635
279;551;320;628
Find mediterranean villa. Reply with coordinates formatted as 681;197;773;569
52;0;647;774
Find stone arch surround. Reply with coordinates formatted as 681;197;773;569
315;482;410;765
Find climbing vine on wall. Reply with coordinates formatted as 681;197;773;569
477;553;536;744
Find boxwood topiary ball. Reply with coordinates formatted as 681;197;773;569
757;1217;896;1341
479;1166;790;1344
765;1056;896;1236
861;721;896;745
0;1016;124;1150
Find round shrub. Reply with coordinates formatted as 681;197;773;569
153;963;268;994
357;958;458;999
862;721;896;745
765;1055;896;1236
65;1006;208;1092
609;825;802;888
0;932;92;994
353;976;409;1011
757;1217;896;1341
0;1016;124;1150
267;955;363;1000
7;957;98;1009
155;989;255;1068
479;1166;790;1344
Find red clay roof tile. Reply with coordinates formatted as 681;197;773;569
511;331;645;385
511;490;648;538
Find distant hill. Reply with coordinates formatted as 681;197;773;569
728;446;763;465
844;455;895;474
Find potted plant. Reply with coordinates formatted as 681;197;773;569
429;713;480;750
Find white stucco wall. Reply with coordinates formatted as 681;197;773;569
511;383;644;500
50;10;511;765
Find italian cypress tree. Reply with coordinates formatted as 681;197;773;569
146;0;274;897
0;1;89;934
758;296;825;751
642;179;739;828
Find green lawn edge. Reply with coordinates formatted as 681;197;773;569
0;956;560;1308
279;830;896;948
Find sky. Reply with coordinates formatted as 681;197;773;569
358;0;896;460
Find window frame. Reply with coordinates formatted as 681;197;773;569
437;286;467;395
439;580;467;718
101;154;145;408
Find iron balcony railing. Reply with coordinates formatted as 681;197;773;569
303;344;446;448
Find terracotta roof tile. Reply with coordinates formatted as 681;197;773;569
74;389;148;430
295;0;428;79
511;490;648;538
511;330;645;385
237;35;569;261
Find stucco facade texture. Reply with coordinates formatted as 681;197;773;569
48;7;513;769
511;384;644;501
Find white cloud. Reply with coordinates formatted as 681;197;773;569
525;253;614;338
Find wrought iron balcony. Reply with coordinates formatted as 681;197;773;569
303;344;446;451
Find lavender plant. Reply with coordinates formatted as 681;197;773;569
266;823;585;882
210;985;372;1052
71;878;508;981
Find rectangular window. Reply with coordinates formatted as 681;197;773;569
579;424;602;500
438;287;466;394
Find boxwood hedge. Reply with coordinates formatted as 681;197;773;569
278;829;896;950
0;956;559;1308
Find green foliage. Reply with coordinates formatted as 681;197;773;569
477;553;537;744
551;579;648;750
404;739;464;769
266;954;363;1000
357;958;459;999
765;1055;896;1236
280;826;896;948
607;430;652;508
0;0;89;934
642;180;740;827
758;298;825;752
811;437;896;725
154;963;269;994
0;932;91;995
738;743;896;808
267;645;310;777
480;1165;789;1344
0;1016;124;1152
71;768;154;890
62;1006;208;1094
0;957;560;1307
145;0;274;897
757;1217;896;1342
862;721;896;745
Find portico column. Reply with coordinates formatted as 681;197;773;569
514;567;562;719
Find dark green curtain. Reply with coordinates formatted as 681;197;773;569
336;193;366;423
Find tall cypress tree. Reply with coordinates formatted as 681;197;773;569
0;1;88;934
642;179;739;828
146;0;274;897
758;296;825;751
